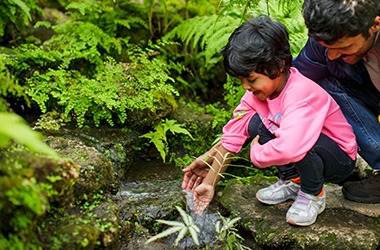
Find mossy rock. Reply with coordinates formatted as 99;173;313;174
41;214;102;249
220;176;380;250
45;136;117;200
0;148;79;207
0;147;79;248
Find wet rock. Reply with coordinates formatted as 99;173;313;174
45;135;117;199
220;176;380;250
116;160;183;230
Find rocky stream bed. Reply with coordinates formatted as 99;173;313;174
35;126;380;250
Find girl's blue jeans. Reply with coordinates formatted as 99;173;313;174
247;114;356;196
319;76;380;170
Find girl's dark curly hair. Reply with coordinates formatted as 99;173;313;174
220;15;292;79
303;0;380;45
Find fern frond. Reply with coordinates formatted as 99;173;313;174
155;219;184;227
165;14;241;64
144;226;183;245
175;227;188;246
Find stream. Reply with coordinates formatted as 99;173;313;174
115;160;221;249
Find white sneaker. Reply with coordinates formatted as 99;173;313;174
286;190;326;226
256;179;300;205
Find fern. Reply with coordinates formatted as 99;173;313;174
145;206;200;247
165;14;241;65
140;119;193;163
65;0;148;37
45;21;123;72
24;44;180;128
253;0;307;56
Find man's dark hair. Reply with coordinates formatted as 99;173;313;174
220;15;292;79
303;0;380;45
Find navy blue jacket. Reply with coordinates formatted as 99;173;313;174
293;38;380;114
293;38;372;86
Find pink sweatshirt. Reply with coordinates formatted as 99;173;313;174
221;67;357;168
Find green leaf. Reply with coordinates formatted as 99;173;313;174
9;0;31;20
139;132;167;162
0;113;58;157
167;123;194;140
188;226;200;245
155;219;184;227
176;206;192;226
174;227;188;246
226;217;241;229
144;226;183;245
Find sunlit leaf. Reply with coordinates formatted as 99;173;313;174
144;226;183;245
188;226;200;245
0;113;58;157
155;219;184;227
174;227;188;246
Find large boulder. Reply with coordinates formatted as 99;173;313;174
220;176;380;249
45;135;118;198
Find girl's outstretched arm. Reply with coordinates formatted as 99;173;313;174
193;144;232;214
181;141;222;190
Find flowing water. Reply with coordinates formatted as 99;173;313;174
169;190;221;249
116;160;221;249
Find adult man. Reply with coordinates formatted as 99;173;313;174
293;0;380;203
182;0;380;204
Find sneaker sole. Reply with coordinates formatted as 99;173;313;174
286;204;326;227
342;188;380;203
255;193;297;205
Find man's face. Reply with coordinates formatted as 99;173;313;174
318;33;375;64
317;17;380;65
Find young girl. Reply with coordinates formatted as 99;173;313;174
183;16;357;226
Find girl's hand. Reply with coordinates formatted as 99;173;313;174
181;157;209;191
193;183;215;215
250;135;260;147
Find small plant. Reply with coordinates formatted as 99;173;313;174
215;213;251;250
145;205;200;247
140;119;193;162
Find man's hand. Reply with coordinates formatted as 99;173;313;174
193;183;214;215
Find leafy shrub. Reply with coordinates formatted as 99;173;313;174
23;49;179;127
43;21;124;76
65;0;148;38
3;16;181;128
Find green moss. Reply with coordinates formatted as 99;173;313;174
0;147;79;249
